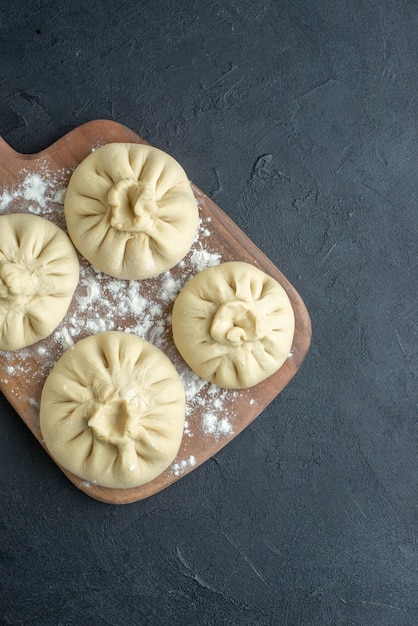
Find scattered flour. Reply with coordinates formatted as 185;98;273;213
0;165;249;482
190;246;221;272
171;455;197;476
53;188;66;204
22;173;48;210
0;191;13;211
202;412;233;437
0;166;70;222
159;273;182;302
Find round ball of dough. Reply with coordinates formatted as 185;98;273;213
64;142;199;279
172;261;295;389
0;213;79;351
40;331;186;489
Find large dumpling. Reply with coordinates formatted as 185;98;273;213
172;261;295;389
40;331;186;489
64;142;199;279
0;213;79;351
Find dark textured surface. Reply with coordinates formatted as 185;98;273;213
0;1;417;624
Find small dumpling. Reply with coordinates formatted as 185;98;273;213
0;213;79;351
40;331;185;489
172;261;295;389
64;142;199;280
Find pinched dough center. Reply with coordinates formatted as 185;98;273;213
87;391;149;471
0;261;40;306
107;177;158;233
210;300;262;346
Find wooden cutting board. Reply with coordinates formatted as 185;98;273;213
0;120;311;504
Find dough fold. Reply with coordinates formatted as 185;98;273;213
40;331;186;488
0;213;79;351
172;261;295;389
64;142;199;279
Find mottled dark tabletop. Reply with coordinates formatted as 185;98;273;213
0;1;417;625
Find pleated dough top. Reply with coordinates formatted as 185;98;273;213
172;262;295;389
0;213;79;351
40;331;186;489
64;142;199;279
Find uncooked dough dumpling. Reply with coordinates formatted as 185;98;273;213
172;261;295;389
64;142;199;279
0;213;79;351
40;331;186;489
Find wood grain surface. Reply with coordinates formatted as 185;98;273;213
0;120;311;504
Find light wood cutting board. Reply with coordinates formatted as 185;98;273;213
0;120;311;504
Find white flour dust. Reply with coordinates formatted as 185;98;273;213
0;167;68;220
0;166;250;479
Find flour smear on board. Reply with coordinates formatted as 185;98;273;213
0;165;246;477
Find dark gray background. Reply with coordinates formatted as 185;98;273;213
1;1;417;624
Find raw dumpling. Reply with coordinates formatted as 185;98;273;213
64;142;199;279
40;331;186;489
0;213;79;351
172;261;295;389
